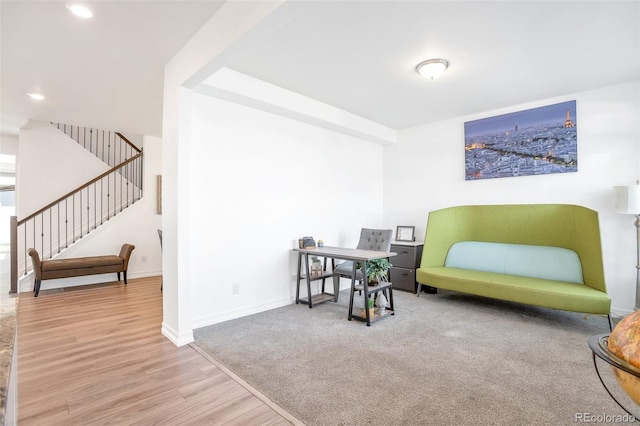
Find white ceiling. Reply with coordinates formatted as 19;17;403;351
2;1;639;139
0;1;223;137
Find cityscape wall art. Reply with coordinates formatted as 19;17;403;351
464;100;577;180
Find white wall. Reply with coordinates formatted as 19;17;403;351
0;135;19;156
16;121;163;292
188;93;384;328
161;0;284;347
383;81;640;315
0;135;18;245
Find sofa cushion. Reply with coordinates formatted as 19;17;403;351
444;241;584;284
41;255;123;272
417;266;610;315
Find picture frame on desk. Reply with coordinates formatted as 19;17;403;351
299;236;316;249
395;226;415;242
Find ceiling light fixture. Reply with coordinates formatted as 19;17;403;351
28;93;45;101
66;3;94;19
416;59;449;80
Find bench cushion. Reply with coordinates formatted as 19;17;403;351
417;266;611;315
444;241;584;284
42;255;123;272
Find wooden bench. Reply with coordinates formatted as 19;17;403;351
28;244;135;297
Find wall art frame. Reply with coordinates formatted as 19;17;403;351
464;100;577;180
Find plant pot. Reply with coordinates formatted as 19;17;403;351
310;260;323;277
361;308;375;318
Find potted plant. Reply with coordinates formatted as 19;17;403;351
310;256;323;277
365;258;391;286
362;297;375;318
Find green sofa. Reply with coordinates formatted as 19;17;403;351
416;204;611;323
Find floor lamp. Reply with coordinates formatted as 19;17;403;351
615;184;640;311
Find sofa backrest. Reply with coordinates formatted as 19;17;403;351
445;241;584;284
421;204;606;292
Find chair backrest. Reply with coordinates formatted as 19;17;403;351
356;228;393;252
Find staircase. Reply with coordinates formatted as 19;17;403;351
9;123;144;293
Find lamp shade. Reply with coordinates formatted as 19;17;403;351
615;185;640;214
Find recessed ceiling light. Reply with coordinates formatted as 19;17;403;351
66;3;94;19
28;93;45;101
416;59;449;80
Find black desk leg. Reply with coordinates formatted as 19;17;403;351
305;253;313;308
295;252;302;304
348;261;357;321
362;262;371;326
332;259;338;302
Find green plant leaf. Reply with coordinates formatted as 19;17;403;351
365;258;392;284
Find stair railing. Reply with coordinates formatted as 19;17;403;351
9;151;143;293
51;123;141;167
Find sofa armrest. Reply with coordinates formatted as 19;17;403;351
27;248;42;280
119;244;135;270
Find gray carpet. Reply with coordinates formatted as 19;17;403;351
193;289;632;425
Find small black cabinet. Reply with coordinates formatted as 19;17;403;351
389;241;423;293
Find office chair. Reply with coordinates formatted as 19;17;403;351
333;228;393;297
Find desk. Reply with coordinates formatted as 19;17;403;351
294;246;396;326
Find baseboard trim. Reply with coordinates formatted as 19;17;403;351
610;307;633;319
191;296;294;330
161;322;194;347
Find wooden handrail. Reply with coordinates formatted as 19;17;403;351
18;152;143;225
10;215;17;294
116;132;142;154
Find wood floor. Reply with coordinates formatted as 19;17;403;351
16;276;299;425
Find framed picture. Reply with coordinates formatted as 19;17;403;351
464;100;577;180
396;226;415;242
